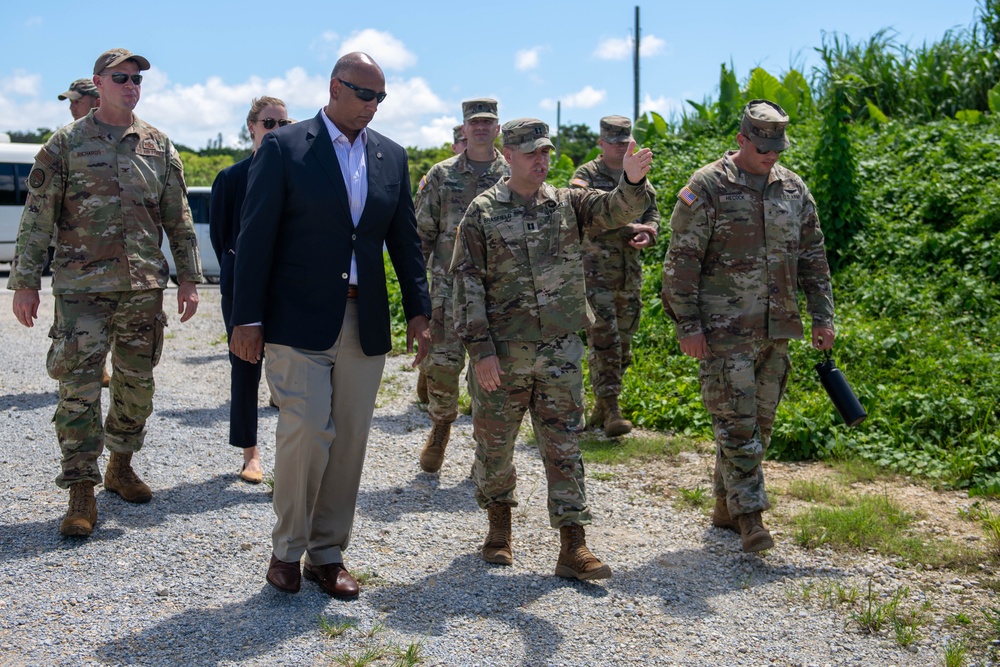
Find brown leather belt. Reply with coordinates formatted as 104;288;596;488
347;285;358;298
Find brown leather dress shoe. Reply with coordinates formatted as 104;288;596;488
303;561;359;599
266;554;301;593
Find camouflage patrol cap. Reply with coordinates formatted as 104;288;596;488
453;124;466;143
462;98;499;121
93;48;151;75
599;115;632;143
501;118;555;153
58;78;99;101
740;99;790;152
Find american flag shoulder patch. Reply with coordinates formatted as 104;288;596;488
678;186;698;206
418;175;427;192
570;177;589;188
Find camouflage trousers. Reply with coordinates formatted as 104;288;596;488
421;298;466;424
699;338;790;516
47;290;167;489
469;334;592;528
585;283;642;399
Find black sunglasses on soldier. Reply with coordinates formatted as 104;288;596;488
108;72;143;85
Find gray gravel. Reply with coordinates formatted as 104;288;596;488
0;280;970;666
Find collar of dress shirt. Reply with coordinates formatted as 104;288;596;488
321;107;368;149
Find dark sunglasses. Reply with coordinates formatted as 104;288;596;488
754;145;785;155
338;79;386;104
108;72;143;85
260;118;292;129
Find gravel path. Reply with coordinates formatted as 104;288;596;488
0;281;967;666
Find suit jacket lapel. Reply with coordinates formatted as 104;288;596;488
359;130;384;228
305;111;352;222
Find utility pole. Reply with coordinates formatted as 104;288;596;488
633;5;640;122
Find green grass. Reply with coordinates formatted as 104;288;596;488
353;569;383;587
578;432;687;465
791;492;979;567
318;615;357;639
943;638;968;667
783;479;840;504
675;486;710;510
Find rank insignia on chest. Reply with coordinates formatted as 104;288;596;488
678;186;698;206
526;222;537;232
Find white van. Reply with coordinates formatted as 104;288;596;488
0;142;219;283
161;185;221;284
0;142;40;264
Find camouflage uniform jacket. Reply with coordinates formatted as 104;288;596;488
451;176;651;362
8;113;202;294
416;149;509;309
570;155;660;291
662;151;833;342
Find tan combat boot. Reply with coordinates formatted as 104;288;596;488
419;422;451;473
586;397;606;429
602;395;633;438
416;369;429;404
711;497;740;533
104;451;153;503
60;481;97;536
737;511;774;552
555;524;612;580
482;503;513;565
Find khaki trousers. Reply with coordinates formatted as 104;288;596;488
265;301;385;566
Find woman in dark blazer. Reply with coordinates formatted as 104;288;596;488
209;96;291;483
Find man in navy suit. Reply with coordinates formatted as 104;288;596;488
230;53;431;598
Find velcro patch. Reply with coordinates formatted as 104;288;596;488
418;175;427;192
569;177;589;188
28;168;47;190
678;186;698;207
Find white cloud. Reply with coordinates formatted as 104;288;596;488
0;64;454;151
418;115;462;147
338;29;417;71
139;67;331;149
1;70;43;96
515;48;541;71
640;93;684;118
367;76;451;146
25;16;42;28
594;34;667;60
539;85;606;111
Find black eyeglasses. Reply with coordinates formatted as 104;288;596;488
338;79;386;104
107;72;143;85
259;118;292;129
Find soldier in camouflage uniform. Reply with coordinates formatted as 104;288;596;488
452;124;467;155
451;118;654;579
570;115;660;437
58;78;100;121
661;100;834;553
414;99;509;473
8;48;203;538
59;77;114;389
413;123;472;408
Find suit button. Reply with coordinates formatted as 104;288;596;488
352;234;357;240
342;273;348;280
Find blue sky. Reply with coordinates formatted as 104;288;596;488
0;0;983;150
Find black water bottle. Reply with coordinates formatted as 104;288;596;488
814;350;867;427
